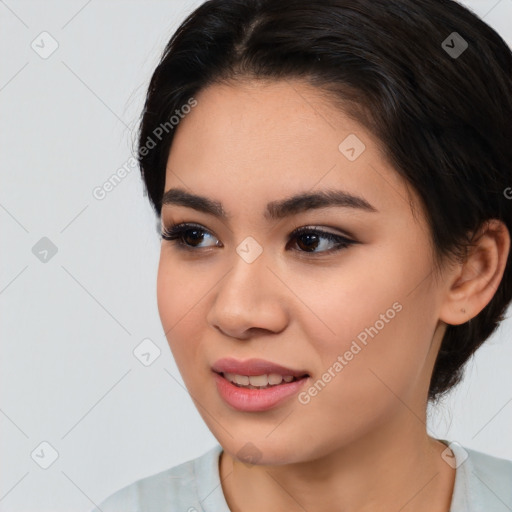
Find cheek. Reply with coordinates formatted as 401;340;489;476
283;252;406;356
156;251;211;327
156;255;207;370
290;246;436;407
291;304;430;454
156;257;180;333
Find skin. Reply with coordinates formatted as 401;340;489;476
156;79;510;512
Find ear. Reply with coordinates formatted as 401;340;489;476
439;219;510;326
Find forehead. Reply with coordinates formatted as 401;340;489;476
165;79;419;222
171;79;365;165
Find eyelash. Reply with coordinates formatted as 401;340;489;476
160;222;356;255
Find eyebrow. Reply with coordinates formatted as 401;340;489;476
161;187;378;220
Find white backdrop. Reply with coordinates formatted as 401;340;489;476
1;1;511;510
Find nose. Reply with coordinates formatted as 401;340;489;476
206;252;289;340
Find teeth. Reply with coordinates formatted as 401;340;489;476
233;374;250;386
223;372;299;388
268;373;285;385
249;374;268;387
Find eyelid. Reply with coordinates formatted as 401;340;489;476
161;221;221;246
161;222;353;240
288;221;358;242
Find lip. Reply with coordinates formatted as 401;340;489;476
213;372;309;412
211;357;309;378
211;358;310;412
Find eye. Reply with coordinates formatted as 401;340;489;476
287;226;356;254
161;222;357;255
161;222;221;250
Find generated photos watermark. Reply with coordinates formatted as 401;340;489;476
92;97;197;201
298;301;403;405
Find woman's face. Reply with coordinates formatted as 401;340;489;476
157;79;450;464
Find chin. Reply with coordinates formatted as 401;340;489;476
216;434;308;467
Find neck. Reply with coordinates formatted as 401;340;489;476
219;411;455;512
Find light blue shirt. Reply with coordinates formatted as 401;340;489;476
91;440;512;511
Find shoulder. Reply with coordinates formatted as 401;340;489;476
448;441;512;512
90;444;223;512
465;445;512;489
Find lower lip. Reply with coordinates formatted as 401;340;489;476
213;372;309;412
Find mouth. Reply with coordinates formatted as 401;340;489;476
214;371;309;390
211;358;311;412
211;357;309;379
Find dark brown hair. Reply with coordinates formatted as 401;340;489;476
136;0;512;402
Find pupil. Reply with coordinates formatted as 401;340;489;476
298;234;319;252
186;229;203;246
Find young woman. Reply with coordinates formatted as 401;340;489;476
93;0;512;510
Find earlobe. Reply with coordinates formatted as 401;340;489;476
439;219;510;326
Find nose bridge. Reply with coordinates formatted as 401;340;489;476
207;241;288;336
219;240;271;307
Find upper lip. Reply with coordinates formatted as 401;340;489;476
212;358;309;378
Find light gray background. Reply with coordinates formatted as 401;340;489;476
1;1;511;510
